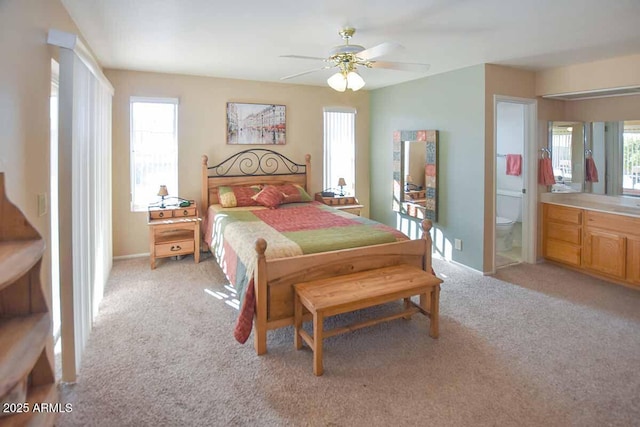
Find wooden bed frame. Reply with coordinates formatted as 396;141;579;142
201;149;435;355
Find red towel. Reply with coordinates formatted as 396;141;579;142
538;158;555;186
506;154;522;176
586;157;599;182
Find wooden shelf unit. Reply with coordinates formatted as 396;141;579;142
314;193;363;216
148;202;201;269
0;173;57;425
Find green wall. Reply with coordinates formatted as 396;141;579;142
369;65;486;270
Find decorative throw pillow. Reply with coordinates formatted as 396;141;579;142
218;185;261;208
277;184;313;204
252;185;285;209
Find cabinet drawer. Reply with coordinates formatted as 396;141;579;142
149;210;172;219
544;240;581;266
156;240;194;257
149;206;197;219
174;206;197;217
544;204;582;225
545;222;581;245
585;211;640;236
627;238;640;286
339;207;361;216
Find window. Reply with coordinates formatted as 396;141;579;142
622;120;640;196
323;107;356;195
130;97;179;211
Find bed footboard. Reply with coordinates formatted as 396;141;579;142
252;219;435;355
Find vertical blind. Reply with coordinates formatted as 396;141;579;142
52;29;113;381
323;107;356;194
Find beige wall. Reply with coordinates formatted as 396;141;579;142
536;54;640;96
106;70;370;256
565;95;640;122
0;0;80;280
484;64;536;272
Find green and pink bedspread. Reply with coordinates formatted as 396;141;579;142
203;201;408;343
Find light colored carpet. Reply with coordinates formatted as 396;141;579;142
57;253;640;426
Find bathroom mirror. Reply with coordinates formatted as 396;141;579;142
392;130;439;220
547;121;585;193
548;120;640;197
586;120;640;197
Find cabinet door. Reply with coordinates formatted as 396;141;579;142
627;237;640;286
583;229;626;279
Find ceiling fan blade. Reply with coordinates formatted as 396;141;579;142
280;55;327;61
369;61;430;73
280;66;333;81
357;42;402;60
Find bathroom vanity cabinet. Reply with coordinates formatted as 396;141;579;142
542;202;640;288
542;204;582;267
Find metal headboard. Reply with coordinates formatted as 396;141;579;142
206;148;307;178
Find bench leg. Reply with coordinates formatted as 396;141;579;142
420;292;431;312
403;297;413;319
294;292;303;350
429;284;440;339
313;312;324;376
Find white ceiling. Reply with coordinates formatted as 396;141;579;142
60;0;640;90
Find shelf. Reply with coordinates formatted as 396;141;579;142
0;314;50;397
1;383;59;427
155;230;194;245
0;240;45;292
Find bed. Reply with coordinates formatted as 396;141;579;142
201;148;435;355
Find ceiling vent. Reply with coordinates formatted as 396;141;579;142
542;85;640;101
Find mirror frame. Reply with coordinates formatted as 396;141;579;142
392;129;439;221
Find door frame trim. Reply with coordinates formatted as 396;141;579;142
492;95;538;273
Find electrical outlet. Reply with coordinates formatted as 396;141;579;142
37;193;47;217
454;239;462;251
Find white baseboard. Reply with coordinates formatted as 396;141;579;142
432;253;485;275
113;253;149;260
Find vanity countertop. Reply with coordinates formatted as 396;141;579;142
540;192;640;218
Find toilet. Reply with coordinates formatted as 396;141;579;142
496;190;522;252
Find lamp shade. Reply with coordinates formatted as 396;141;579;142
327;73;347;92
405;175;413;184
346;71;365;91
337;177;347;187
157;185;169;197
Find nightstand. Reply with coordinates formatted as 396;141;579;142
314;193;364;216
148;202;201;269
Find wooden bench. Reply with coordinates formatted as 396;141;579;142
293;264;443;376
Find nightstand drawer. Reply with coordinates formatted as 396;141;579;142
175;206;197;217
336;205;363;216
156;239;194;257
149;210;172;219
149;206;197;219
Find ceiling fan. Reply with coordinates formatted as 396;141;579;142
280;27;430;92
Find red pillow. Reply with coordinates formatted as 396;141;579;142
251;185;285;209
218;185;261;207
276;184;313;204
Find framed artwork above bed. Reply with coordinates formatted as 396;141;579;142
227;102;286;145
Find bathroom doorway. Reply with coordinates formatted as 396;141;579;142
494;96;537;271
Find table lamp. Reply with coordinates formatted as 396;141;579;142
157;185;169;208
337;178;346;196
405;175;413;192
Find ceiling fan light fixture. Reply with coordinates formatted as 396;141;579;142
346;71;365;91
327;72;347;92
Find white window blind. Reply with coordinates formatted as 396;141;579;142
130;97;179;211
323;107;356;194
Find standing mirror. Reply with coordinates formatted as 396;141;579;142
392;130;439;220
